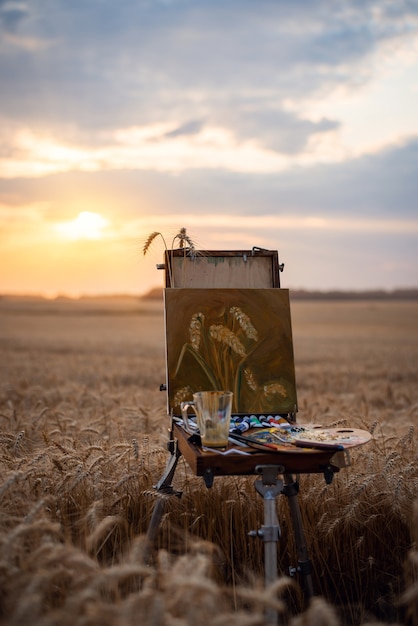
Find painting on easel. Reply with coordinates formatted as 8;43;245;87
164;288;297;415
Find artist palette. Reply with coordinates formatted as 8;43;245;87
230;426;372;453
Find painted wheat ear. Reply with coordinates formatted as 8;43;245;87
230;306;258;340
173;386;194;407
209;324;246;357
244;368;258;391
264;382;287;397
189;312;205;350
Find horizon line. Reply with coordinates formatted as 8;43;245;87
2;286;418;302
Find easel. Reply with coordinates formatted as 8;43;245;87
145;247;363;623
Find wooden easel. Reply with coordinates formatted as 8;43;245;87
145;247;363;621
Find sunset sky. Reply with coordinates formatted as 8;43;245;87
1;0;418;297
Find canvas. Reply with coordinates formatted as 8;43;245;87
164;288;297;415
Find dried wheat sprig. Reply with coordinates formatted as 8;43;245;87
382;451;401;474
142;231;165;256
21;450;50;470
115;473;139;488
51;440;75;455
143;228;196;288
88;455;105;472
399;425;415;450
80;427;100;436
142;230;173;287
32;406;50;424
327;418;350;428
68;469;90;490
172;226;196;251
132;438;139;460
140;435;150;467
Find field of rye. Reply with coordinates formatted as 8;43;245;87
0;295;417;626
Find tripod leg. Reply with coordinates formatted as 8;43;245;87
143;438;182;563
283;474;314;602
252;465;285;625
262;487;281;587
144;498;166;563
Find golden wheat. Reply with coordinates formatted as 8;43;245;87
0;297;417;625
172;226;196;251
142;231;163;256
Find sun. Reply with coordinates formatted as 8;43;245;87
55;211;109;240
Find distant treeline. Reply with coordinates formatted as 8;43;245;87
289;288;418;300
142;287;418;301
2;288;417;303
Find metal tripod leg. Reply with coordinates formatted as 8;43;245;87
250;466;315;623
283;474;314;602
143;436;182;563
250;465;285;625
251;465;284;585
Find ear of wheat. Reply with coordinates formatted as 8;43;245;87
143;228;197;256
172;227;196;252
142;231;165;256
142;227;197;288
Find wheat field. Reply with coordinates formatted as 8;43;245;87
0;295;417;625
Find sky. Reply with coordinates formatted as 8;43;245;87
1;0;418;297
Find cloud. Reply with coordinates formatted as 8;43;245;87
165;120;205;138
1;135;417;222
217;108;339;154
0;0;417;149
0;1;28;34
